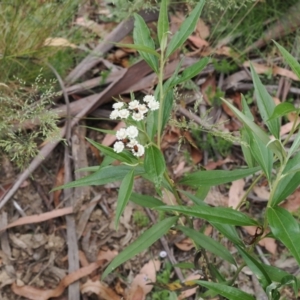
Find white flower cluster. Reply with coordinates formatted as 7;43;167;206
110;95;159;157
113;125;145;157
109;95;159;121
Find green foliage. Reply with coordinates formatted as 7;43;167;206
53;0;300;297
133;211;150;227
0;74;60;168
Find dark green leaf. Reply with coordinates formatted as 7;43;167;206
211;223;243;247
274;41;300;80
115;170;134;228
250;63;280;138
179;167;260;187
51;165;144;191
288;131;300;159
114;43;160;56
237;247;271;289
102;216;178;279
268;206;300;265
161;89;174;131
156;205;259;226
130;192;164;208
86;138;136;164
173;58;209;86
195;281;255;300
133;13;158;72
241;127;256;168
249;133;273;181
166;0;205;58
157;0;169;45
261;263;291;283
272;152;300;205
268;102;298;121
144;145;166;185
178;226;236;265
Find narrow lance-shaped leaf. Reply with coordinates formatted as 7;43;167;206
156;205;259;226
133;13;158;73
86;138;136;164
221;98;284;161
250;63;280;138
144;145;166;185
237;247;271;289
195;281;255;300
166;0;205;58
114;43;160;56
267;206;300;265
249;133;273;182
157;0;169;44
274;40;300;80
102;216;178;279
268;102;298;121
180;166;260;187
178;226;236;265
115;170;134;228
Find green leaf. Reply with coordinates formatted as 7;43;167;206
157;0;169;45
114;43;160;57
241;95;254;121
179;190;209;206
166;0;205;58
261;263;291;283
288;130;300;159
178;226;236;265
195;186;210;201
272;151;300;205
221;98;270;145
241;128;256;168
156;205;259;226
249;133;273;182
274;41;300;80
268;102;298;121
267;206;300;265
250;63;280;138
179;166;260;187
144;145;166;185
133;13;158;73
211;223;243;247
51;165;144;191
161;89;174;131
221;98;283;161
86;138;136;164
237;247;271;289
173;57;209;86
130;192;164;208
102;216;178;279
195;281;255;300
115;170;134;228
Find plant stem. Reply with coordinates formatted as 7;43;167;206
157;52;165;148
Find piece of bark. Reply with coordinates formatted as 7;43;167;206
71;123;90;213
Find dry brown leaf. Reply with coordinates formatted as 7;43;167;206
44;37;77;48
281;189;300;212
188;35;209;48
205;157;232;170
178;274;201;300
11;260;107;300
75;17;114;38
228;179;245;209
162;189;177;205
191;147;203;164
173;161;186;177
81;279;121;300
244;61;299;81
126;259;161;300
175;237;194;251
243;226;277;255
102;121;126;146
196;18;210;39
253;186;270;201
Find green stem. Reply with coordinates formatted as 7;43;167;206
236;173;263;210
157;53;165;149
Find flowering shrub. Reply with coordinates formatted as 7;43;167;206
54;0;300;298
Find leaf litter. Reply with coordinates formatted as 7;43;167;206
1;1;300;299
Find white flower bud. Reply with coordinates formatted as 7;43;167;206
132;111;144;121
148;100;159;111
138;104;148;114
132;144;145;157
113;141;124;153
116;128;127;140
110;110;119;119
118;109;130;119
112;102;124;109
126;125;139;139
128;100;140;110
143;95;156;103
